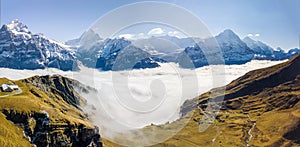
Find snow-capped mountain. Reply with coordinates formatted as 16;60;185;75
0;20;78;71
66;29;104;68
69;28;300;70
66;30;165;70
132;35;200;62
243;36;300;60
287;48;300;58
95;38;161;70
178;44;209;68
66;29;102;48
181;29;300;68
243;36;274;57
68;33;197;67
215;29;254;64
133;35;197;50
181;29;254;68
1;19;298;71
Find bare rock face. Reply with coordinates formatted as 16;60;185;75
2;108;102;147
3;110;102;147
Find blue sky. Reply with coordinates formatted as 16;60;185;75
1;0;299;50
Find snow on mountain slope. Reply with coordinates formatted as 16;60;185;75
66;29;104;68
66;29;102;48
287;48;300;58
67;28;299;70
132;35;199;62
95;38;161;70
181;29;254;68
0;20;78;71
243;36;274;57
215;29;254;64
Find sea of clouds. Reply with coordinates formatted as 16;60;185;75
0;60;284;143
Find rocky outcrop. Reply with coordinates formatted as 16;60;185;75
2;109;102;147
23;75;96;108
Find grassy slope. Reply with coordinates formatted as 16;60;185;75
0;113;31;147
0;76;95;146
0;77;92;126
160;55;300;147
158;55;300;147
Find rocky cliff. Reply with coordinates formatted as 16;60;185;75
0;75;102;146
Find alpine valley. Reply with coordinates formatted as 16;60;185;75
0;19;300;147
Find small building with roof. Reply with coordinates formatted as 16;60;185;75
1;84;19;92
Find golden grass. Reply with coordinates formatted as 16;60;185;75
0;113;31;147
101;101;300;147
0;77;96;146
1;78;93;126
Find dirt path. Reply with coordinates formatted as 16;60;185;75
212;126;222;146
245;115;256;147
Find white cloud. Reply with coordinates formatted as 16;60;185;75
118;33;146;40
118;34;135;39
136;33;145;38
247;33;260;38
247;34;253;37
147;28;165;36
168;31;184;38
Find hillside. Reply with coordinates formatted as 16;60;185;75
0;75;102;146
168;54;300;146
103;54;300;146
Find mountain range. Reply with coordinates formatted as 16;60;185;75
1;20;299;71
69;27;300;70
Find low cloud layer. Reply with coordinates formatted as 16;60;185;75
0;60;284;145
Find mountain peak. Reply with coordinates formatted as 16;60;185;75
66;29;102;46
221;29;237;36
216;29;241;41
4;19;30;33
80;29;101;40
223;29;235;34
